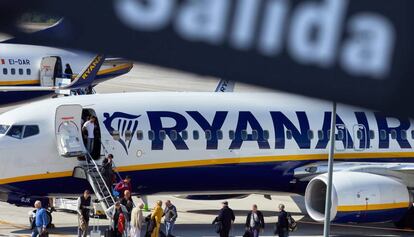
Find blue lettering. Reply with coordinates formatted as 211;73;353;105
316;112;354;149
375;113;411;149
229;112;270;150
355;112;370;149
271;111;310;149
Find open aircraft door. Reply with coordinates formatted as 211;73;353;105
40;56;61;87
55;104;86;158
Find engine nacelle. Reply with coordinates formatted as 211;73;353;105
305;172;412;223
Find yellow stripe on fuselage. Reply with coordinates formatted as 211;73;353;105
1;152;414;185
0;80;40;86
337;202;410;212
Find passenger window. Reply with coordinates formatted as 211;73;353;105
217;130;223;140
148;130;155;141
193;130;199;140
401;130;407;140
170;130;177;141
307;130;314;140
159;130;166;140
390;129;397;139
380;130;387;140
181;130;188;140
26;68;31;75
136;130;143;140
337;130;344;140
369;130;375;139
252;130;258;140
318;130;324;140
241;130;248;141
0;125;10;134
6;125;23;139
229;130;235;140
11;68;15;75
23;125;39;138
263;130;269;140
18;68;23;75
412;130;414;140
205;130;212;141
124;130;133;141
2;68;7;75
286;130;292;140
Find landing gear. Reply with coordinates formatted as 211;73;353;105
394;205;414;229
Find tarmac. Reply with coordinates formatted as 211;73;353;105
0;57;413;236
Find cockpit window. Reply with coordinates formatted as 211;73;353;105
6;125;24;139
0;125;9;134
23;125;40;138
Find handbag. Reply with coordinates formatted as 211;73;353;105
39;229;49;237
243;230;253;237
214;220;222;233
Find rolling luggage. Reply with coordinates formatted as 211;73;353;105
90;216;101;237
104;228;115;237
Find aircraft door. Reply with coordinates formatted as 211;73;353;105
335;124;347;151
40;56;61;87
55;104;86;158
353;124;367;151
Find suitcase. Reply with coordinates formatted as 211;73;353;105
90;216;101;237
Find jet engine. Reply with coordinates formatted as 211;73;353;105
305;172;412;223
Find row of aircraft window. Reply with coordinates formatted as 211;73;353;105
2;68;32;76
119;128;412;141
0;125;39;139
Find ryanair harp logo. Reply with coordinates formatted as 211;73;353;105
103;112;141;154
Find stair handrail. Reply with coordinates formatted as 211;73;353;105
100;142;123;182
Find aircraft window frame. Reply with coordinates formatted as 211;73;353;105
18;68;23;75
401;130;407;140
6;125;24;139
217;130;223;140
0;125;10;134
23;125;40;138
124;130;133;141
286;130;292;140
148;130;155;141
251;130;258;140
369;130;375;139
307;130;314;140
411;130;414;140
229;130;235;140
2;68;7;75
205;130;212;141
380;130;387;140
390;129;397;140
181;130;188;140
337;130;344;140
136;130;144;140
11;68;15;75
193;130;199;140
263;130;269;140
241;130;248;141
356;130;363;140
26;68;31;75
318;130;324;140
159;130;166;140
170;130;178;141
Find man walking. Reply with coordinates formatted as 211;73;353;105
101;154;114;189
163;200;178;237
245;204;265;237
77;190;92;237
213;201;235;237
82;116;96;154
31;201;49;237
276;204;289;237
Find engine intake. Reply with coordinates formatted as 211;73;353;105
305;172;412;223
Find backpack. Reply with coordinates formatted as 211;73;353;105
287;213;297;232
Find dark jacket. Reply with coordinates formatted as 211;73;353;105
213;206;235;230
163;205;178;222
245;211;265;229
101;158;114;177
120;197;134;221
277;210;289;229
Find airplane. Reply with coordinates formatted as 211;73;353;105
0;92;414;228
0;20;133;105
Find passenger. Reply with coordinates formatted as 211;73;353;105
115;176;132;198
275;204;289;237
101;154;114;189
121;190;134;235
212;201;235;237
77;190;92;237
130;203;144;237
31;200;49;237
150;200;163;237
245;204;265;237
64;63;73;79
163;200;178;237
106;201;128;237
82;116;96;154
